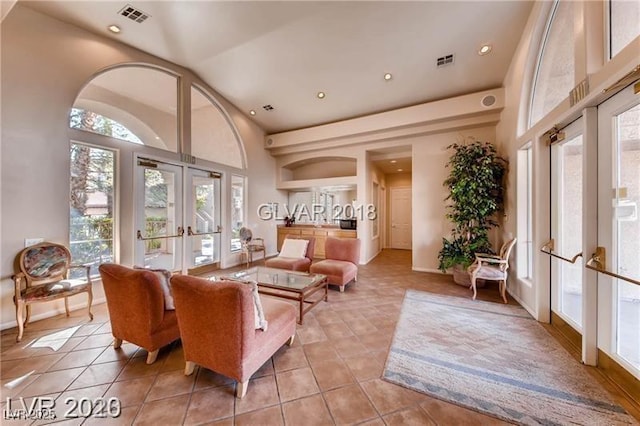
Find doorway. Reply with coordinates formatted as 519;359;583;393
390;187;412;249
134;158;222;273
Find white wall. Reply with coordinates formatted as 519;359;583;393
0;5;285;329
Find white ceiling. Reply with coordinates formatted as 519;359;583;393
24;1;533;134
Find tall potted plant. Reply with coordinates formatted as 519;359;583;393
438;139;507;285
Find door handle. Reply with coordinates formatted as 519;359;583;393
137;226;184;240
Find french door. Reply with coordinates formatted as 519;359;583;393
134;158;222;273
551;119;584;331
596;85;640;378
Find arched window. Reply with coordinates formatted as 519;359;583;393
529;0;575;127
609;0;640;58
71;66;178;151
191;85;245;169
70;108;142;144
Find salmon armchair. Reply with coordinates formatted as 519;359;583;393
98;264;180;364
171;275;297;398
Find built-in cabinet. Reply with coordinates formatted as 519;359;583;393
277;226;356;259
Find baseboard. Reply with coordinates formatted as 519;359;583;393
0;297;106;331
506;290;536;319
412;266;452;275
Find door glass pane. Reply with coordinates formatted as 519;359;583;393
143;168;180;270
559;135;583;326
190;174;220;267
615;103;640;369
231;175;245;252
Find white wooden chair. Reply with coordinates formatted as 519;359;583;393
468;238;517;303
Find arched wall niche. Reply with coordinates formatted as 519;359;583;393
282;156;357;181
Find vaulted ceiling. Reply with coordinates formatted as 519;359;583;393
23;1;533;133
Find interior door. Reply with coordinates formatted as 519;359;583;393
135;159;183;271
390;187;412;249
550;119;584;330
597;85;640;378
186;168;221;273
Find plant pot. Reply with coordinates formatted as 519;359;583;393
452;265;471;286
452;265;486;288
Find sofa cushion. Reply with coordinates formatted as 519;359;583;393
265;256;312;272
134;266;174;310
310;259;358;285
279;239;308;259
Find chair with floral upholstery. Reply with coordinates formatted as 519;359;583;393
239;227;266;267
12;242;93;342
468;238;517;303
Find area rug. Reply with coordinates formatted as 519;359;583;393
383;290;638;425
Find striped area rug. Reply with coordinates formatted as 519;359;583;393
383;290;638;425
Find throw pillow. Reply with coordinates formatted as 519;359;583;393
279;239;309;259
133;266;174;310
216;278;268;331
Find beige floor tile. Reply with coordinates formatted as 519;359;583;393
133;394;190;425
92;343;138;365
20;367;85;397
104;376;156;407
275;367;319;402
302;341;340;366
420;397;510;425
234;405;284;426
383;406;437;425
116;356;164;381
273;346;309;372
322;322;355;340
145;369;196;402
235;375;280;414
360;379;424;415
296;325;328;345
68;361;127;390
345;353;384;382
323;384;378;424
331;336;369;359
84;405;140;425
281;394;334;426
252;359;275;378
73;333;116;351
310;358;355;391
49;347;104;371
4;353;65;378
183;386;235;425
194;367;235;391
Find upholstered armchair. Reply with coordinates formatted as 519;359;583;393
265;237;315;272
171;275;296;398
468;238;517;303
98;264;181;364
13;242;93;342
310;237;361;292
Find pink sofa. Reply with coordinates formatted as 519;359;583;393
170;275;296;398
310;237;361;292
265;237;315;272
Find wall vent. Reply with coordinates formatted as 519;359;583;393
436;54;454;67
119;5;150;23
262;104;274;111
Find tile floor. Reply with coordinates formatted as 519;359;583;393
1;250;636;425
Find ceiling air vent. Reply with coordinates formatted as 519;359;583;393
119;5;151;23
436;54;454;67
262;104;274;111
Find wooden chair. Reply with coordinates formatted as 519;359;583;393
468;238;517;303
13;242;93;342
239;227;265;267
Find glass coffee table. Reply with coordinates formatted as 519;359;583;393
222;267;327;325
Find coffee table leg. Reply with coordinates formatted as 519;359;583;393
299;294;304;325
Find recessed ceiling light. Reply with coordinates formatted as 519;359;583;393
108;25;121;34
384;73;392;81
390;160;397;163
478;44;492;55
317;92;326;99
154;136;160;140
397;169;403;172
249;110;256;116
